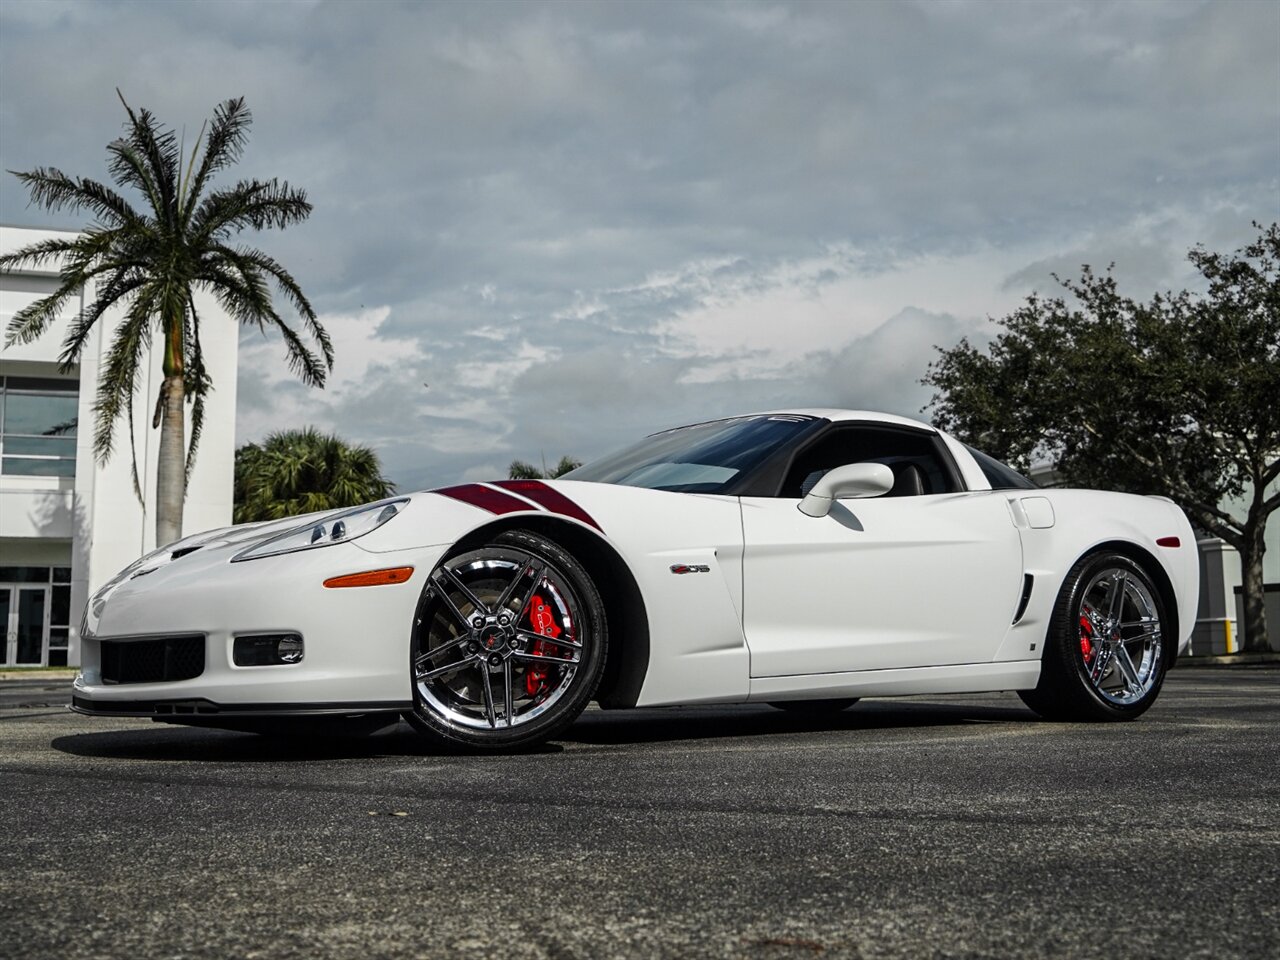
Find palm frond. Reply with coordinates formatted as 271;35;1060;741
182;293;214;483
210;243;332;369
0;235;85;272
92;291;154;466
190;179;312;242
200;259;278;328
182;97;252;222
4;287;78;347
105;139;165;218
112;90;179;224
9;168;142;229
269;313;329;387
59;268;148;368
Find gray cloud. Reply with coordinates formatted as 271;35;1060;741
2;0;1276;489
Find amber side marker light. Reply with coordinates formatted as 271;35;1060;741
1156;537;1181;548
323;567;415;588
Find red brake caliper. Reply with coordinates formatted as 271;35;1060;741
524;593;562;698
1079;610;1095;663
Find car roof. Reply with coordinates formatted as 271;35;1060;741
752;409;939;432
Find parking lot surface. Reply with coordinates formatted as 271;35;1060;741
2;666;1277;959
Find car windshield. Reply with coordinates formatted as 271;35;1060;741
563;415;818;493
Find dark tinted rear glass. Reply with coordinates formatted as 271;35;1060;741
966;445;1038;490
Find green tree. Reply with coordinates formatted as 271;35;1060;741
234;428;395;523
924;222;1280;652
0;92;331;546
508;455;582;480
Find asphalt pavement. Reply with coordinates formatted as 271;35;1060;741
2;667;1277;960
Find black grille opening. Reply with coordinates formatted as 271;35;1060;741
100;636;206;684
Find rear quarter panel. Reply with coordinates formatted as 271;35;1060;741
994;489;1198;661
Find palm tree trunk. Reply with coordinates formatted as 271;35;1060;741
156;311;186;546
155;374;186;545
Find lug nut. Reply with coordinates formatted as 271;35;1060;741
498;615;510;626
472;617;484;628
488;654;502;666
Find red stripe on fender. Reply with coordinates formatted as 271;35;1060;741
493;479;603;532
435;484;536;517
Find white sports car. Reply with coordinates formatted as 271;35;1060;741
74;410;1198;750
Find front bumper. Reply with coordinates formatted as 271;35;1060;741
73;538;447;716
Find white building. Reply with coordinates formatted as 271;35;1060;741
0;224;238;668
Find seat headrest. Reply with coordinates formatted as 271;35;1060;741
889;462;926;497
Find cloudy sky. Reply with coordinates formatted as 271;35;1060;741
2;0;1277;490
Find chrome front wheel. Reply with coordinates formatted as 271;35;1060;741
406;530;606;749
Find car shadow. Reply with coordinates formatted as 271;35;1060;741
49;698;1037;762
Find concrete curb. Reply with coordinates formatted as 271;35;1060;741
0;670;77;682
1177;652;1280;667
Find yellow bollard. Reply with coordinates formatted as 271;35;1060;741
1225;619;1236;654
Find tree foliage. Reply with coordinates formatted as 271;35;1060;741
0;91;330;545
234;428;395;523
508;456;582;480
925;222;1280;652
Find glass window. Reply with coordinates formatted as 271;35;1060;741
2;457;76;477
3;392;78;436
53;567;72;583
780;426;961;499
51;584;70;627
564;415;818;494
3;436;77;457
0;566;51;583
0;379;79;479
964;445;1038;490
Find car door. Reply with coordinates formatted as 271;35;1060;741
739;423;1023;676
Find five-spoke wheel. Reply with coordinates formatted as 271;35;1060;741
1020;552;1170;721
405;530;607;749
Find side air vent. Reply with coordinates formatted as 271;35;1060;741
1012;574;1034;625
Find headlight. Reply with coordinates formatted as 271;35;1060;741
232;499;408;562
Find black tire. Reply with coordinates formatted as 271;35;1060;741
1019;552;1171;722
768;699;859;715
404;530;607;751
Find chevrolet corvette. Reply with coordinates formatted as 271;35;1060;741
73;410;1198;749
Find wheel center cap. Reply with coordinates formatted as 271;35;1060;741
479;627;505;650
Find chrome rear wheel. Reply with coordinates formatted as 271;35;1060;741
1076;567;1163;706
1020;552;1171;722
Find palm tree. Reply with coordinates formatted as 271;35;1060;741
234;428;395;523
508;455;582;479
0;92;331;545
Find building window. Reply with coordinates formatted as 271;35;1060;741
0;376;78;479
50;566;72;666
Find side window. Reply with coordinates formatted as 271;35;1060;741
779;426;959;499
